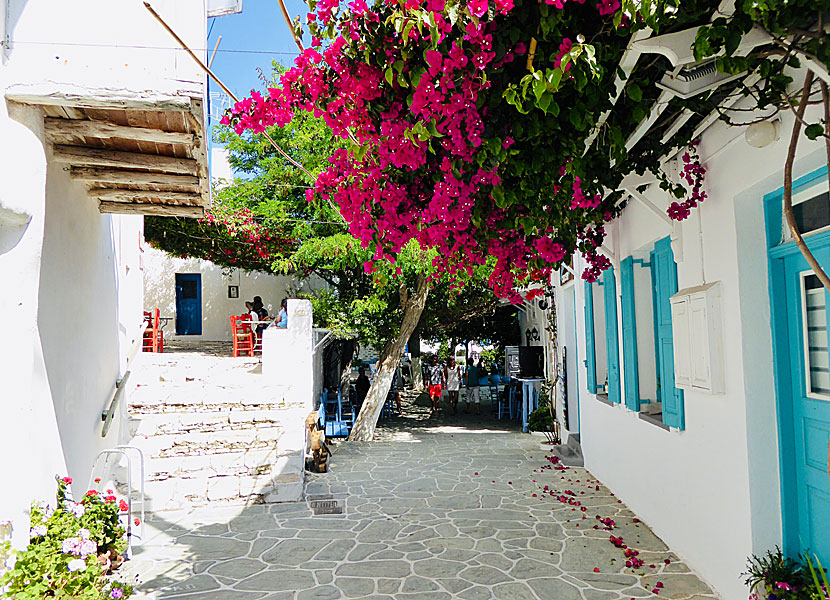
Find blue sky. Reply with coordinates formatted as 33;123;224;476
206;0;308;129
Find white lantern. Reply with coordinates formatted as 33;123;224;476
745;119;780;148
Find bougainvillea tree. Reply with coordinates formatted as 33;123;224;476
222;0;830;293
212;0;830;438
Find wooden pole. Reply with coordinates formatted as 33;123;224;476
275;0;305;53
208;35;222;69
142;2;315;181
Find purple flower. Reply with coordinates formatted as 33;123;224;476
67;558;86;572
110;589;124;599
79;539;97;557
62;537;81;555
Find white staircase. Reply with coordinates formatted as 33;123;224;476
120;349;306;512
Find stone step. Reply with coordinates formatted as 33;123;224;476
129;385;294;409
128;409;285;437
145;447;292;480
128;427;283;458
118;454;304;511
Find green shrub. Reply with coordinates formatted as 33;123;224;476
0;476;134;599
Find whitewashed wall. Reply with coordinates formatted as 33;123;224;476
0;0;205;550
143;246;324;342
0;101;144;547
3;0;206;96
561;98;828;600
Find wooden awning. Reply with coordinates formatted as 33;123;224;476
6;84;210;217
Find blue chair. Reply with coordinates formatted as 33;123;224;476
320;389;354;438
499;385;518;420
488;376;500;413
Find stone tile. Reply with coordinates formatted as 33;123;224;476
208;558;266;579
262;539;327;567
235;569;316;592
128;397;719;600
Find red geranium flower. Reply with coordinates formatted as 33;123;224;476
85;490;98;497
61;477;72;485
119;500;129;512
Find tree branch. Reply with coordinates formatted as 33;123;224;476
783;71;830;294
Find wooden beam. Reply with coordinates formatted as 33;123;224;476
52;145;198;175
98;201;204;217
188;98;212;207
45;117;194;146
70;167;199;190
88;188;204;205
5;83;198;111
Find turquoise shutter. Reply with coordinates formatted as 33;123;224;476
620;257;640;411
603;266;621;404
584;280;597;393
652;237;685;429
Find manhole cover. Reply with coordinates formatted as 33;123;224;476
309;497;345;515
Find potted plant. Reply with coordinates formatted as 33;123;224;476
743;547;815;600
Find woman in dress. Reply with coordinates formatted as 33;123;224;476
445;356;463;415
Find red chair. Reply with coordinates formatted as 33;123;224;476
142;309;164;353
230;315;254;357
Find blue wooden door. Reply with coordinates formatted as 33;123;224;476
651;237;684;429
175;273;202;335
782;247;830;565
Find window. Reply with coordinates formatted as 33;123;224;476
584;265;621;404
802;272;830;399
618;237;685;430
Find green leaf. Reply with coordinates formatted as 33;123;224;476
492;185;507;208
538;93;552;114
533;78;547;102
626;83;642;103
384;68;394;86
805;123;824;140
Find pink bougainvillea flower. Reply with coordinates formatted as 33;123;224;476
596;0;619;15
593;568;600;573
467;0;488;18
554;38;573;72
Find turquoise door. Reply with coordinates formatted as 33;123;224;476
175;273;202;335
781;247;830;565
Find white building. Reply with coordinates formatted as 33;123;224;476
142;245;323;341
521;60;830;599
0;0;210;548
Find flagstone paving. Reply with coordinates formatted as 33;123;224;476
124;404;718;600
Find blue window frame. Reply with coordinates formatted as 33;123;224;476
583;264;621;403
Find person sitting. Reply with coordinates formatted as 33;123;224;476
244;301;260;347
275;298;288;328
268;298;288;329
355;366;370;408
252;296;269;337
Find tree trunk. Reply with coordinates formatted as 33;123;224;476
410;327;423;390
783;71;830;293
783;71;830;489
349;274;430;441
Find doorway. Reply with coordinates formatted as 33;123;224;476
175;273;202;335
767;168;830;566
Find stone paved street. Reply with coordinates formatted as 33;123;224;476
124;402;718;600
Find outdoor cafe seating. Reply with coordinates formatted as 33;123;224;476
229;315;255;357
142;308;164;353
